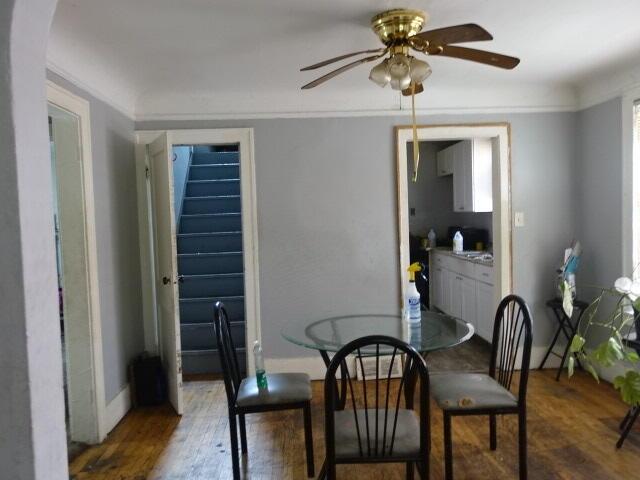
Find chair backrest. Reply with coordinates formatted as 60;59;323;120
488;295;533;404
213;301;242;407
324;335;429;460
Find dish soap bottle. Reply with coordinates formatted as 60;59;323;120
253;341;268;390
453;231;463;253
406;262;422;323
427;229;437;248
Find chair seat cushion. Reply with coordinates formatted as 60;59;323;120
430;373;517;411
333;409;421;458
236;373;311;408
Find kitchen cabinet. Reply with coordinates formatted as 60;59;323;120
429;250;494;341
476;281;495;340
436;147;454;176
438;139;492;212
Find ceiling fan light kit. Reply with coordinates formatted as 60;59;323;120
300;8;520;180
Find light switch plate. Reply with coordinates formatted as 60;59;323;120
514;211;525;227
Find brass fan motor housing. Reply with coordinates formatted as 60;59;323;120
371;9;427;46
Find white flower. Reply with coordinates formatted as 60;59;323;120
614;277;640;301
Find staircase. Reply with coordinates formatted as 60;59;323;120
177;146;246;375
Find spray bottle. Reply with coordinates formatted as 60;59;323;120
405;263;422;323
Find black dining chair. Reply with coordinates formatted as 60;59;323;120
213;302;315;479
320;335;430;480
430;294;533;480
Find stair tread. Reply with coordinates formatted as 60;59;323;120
181;212;240;217
190;163;239;167
182;320;245;328
183;347;246;355
180;295;244;303
181;272;243;278
188;179;240;183
177;231;242;238
178;251;242;258
184;195;240;200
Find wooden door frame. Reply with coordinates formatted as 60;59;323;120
47;81;107;443
135;128;261;376
395;123;513;314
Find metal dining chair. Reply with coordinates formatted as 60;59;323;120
213;302;315;479
430;295;533;480
319;335;430;480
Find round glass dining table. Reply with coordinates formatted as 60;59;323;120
281;310;474;357
282;310;474;409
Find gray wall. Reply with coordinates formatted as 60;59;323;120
576;97;624;344
139;111;577;357
407;141;492;244
47;71;144;402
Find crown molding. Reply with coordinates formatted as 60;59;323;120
46;59;136;120
135;103;576;122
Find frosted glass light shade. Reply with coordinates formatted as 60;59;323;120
388;54;411;81
410;57;432;83
369;60;390;87
390;74;411;90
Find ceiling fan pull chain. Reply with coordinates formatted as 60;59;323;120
411;82;420;183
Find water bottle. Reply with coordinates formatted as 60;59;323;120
253;341;268;390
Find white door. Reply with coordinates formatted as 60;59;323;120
149;132;183;415
432;266;443;310
476;281;495;341
450;274;463;319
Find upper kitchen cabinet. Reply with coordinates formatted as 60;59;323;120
436;146;454;176
451;139;493;212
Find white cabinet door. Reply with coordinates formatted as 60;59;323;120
431;266;443;310
450;274;463;319
461;275;477;329
476;281;495;341
436;148;453;176
453;142;467;212
452;139;492;213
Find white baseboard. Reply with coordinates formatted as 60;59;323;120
105;384;131;434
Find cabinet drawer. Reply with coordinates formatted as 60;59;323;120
475;264;494;285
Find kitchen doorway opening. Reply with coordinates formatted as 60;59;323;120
395;124;512;354
47;82;107;452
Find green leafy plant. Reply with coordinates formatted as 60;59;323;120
566;277;640;405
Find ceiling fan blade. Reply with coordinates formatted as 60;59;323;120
431;45;520;69
413;23;493;47
301;48;385;71
301;50;388;89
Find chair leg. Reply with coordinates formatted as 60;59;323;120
620;406;634;431
406;461;414;480
444;412;453;480
326;460;336;480
239;413;248;454
518;408;527;480
490;413;497;450
228;413;240;480
617;406;640;449
303;403;315;477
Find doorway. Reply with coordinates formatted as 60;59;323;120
47;82;107;447
395;124;512;349
135;128;261;414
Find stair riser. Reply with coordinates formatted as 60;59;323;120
182;197;240;215
178;254;243;275
186;181;240;197
180;215;242;234
182;350;247;375
178;234;242;254
191;152;240;165
181;322;245;350
179;276;244;298
180;298;245;323
189;165;239;180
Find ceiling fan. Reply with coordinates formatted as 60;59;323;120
300;9;520;96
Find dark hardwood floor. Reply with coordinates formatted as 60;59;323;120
70;344;639;479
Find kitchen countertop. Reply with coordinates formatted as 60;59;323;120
427;247;494;267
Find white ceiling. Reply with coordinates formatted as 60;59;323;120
47;0;640;119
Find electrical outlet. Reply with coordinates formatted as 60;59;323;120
514;211;525;227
